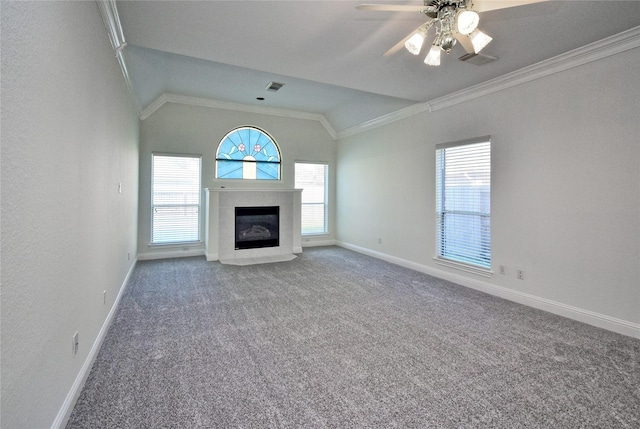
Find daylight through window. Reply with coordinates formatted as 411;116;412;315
435;137;491;270
151;154;202;244
295;162;328;235
216;126;281;180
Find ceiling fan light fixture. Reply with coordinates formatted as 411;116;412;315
470;28;492;53
355;0;535;68
405;32;426;55
424;45;441;66
456;10;479;35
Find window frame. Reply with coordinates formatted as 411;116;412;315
434;136;492;276
295;161;329;236
215;126;281;180
150;152;202;246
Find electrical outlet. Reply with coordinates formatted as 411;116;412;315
72;332;79;356
499;265;506;275
127;251;130;261
378;237;382;244
517;270;525;280
103;290;107;306
118;183;122;194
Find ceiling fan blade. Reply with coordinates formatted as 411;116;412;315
382;23;424;57
384;36;411;56
455;34;475;54
356;4;435;13
474;0;548;13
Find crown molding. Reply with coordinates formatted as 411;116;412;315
96;0;142;115
426;25;640;112
140;93;338;139
139;93;169;121
336;103;430;140
95;0;124;52
337;25;640;139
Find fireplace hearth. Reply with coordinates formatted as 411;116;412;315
235;206;280;250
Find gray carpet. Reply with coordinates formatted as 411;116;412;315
66;246;639;428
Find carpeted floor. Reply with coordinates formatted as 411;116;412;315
66;246;639;428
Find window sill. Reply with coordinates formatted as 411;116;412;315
148;241;202;248
433;257;493;277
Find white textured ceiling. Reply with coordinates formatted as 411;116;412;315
117;1;640;132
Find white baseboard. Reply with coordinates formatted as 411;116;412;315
302;239;336;248
336;241;640;339
52;259;138;429
138;248;205;260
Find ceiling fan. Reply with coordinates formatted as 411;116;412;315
357;0;547;66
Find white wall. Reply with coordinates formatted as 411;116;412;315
138;102;336;259
1;2;139;428
336;48;640;333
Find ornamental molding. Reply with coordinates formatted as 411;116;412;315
426;25;640;112
96;0;142;115
338;25;640;139
140;93;338;140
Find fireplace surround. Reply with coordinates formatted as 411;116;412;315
205;188;302;262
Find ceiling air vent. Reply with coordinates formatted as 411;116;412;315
266;81;285;92
459;52;498;66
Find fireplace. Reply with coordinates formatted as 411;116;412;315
235;206;280;250
204;188;302;262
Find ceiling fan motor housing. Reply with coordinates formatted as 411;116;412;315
425;0;472;17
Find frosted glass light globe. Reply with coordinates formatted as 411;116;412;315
424;45;441;66
405;32;426;55
456;10;479;35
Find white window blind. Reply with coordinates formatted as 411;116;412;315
295;162;328;235
435;138;491;269
151;154;202;244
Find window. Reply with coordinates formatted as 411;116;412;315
295;162;328;235
215;126;281;180
435;137;491;270
151;154;202;244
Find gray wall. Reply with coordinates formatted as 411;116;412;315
137;102;336;259
336;47;640;330
1;2;139;428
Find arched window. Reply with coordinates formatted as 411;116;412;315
215;126;281;180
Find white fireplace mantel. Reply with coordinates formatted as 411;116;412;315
204;188;302;262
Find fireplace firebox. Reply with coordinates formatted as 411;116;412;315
235;206;280;250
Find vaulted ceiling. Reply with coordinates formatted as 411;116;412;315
115;1;640;134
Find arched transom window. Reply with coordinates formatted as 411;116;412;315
215;126;281;180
